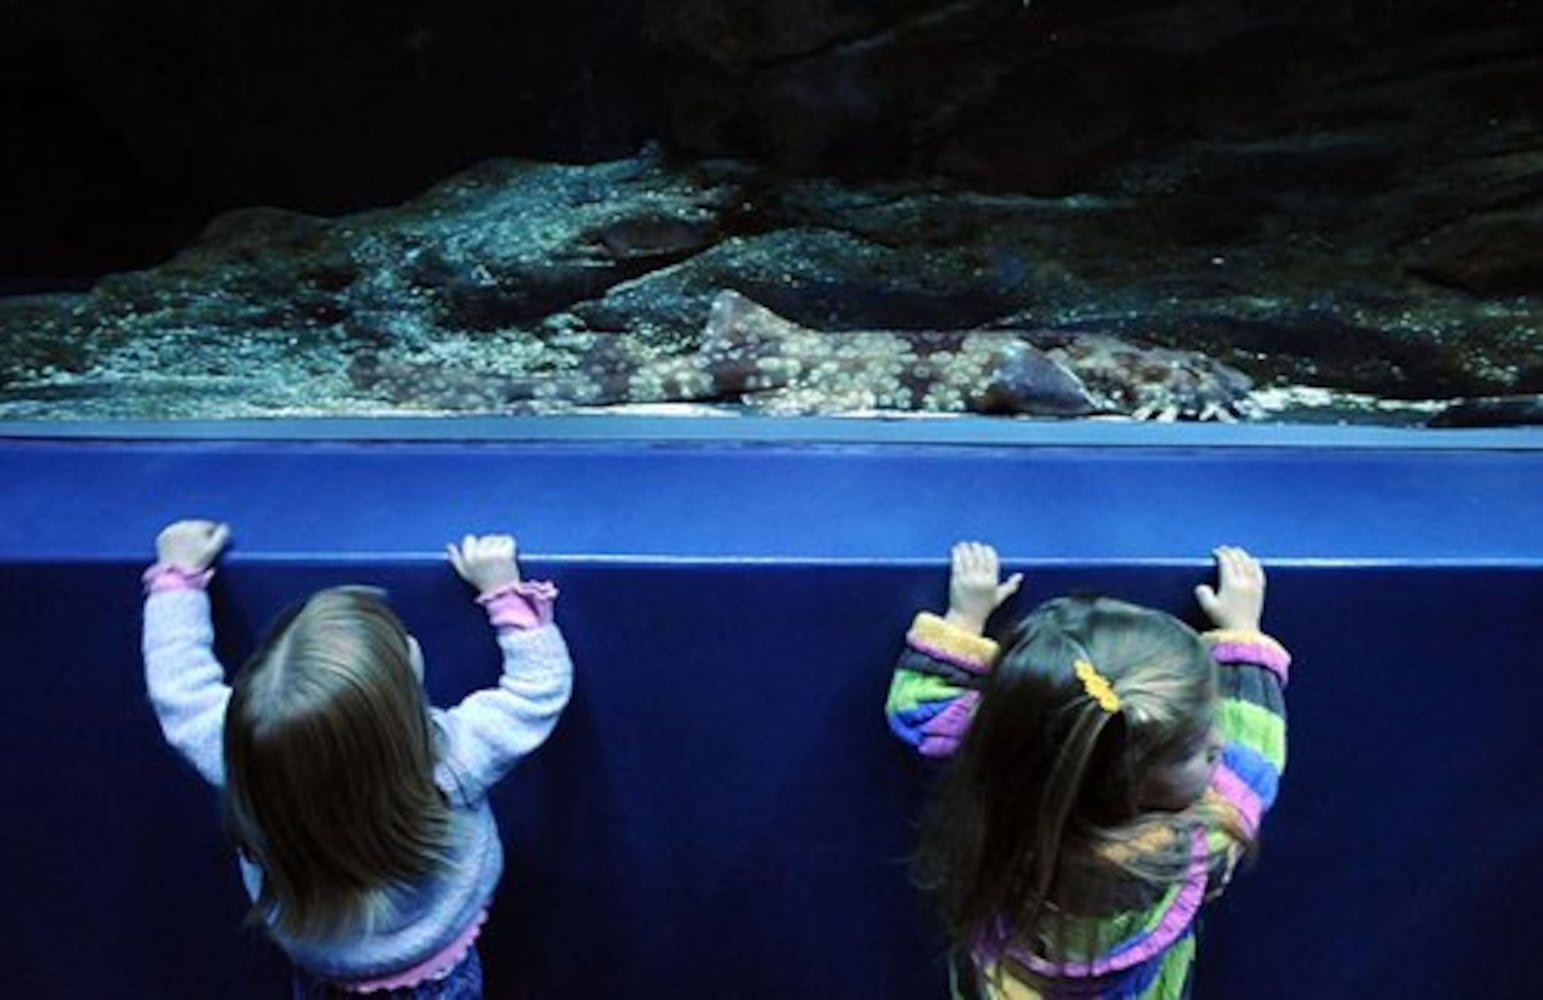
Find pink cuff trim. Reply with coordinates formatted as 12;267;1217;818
478;579;557;630
1206;631;1291;685
1211;642;1290;685
142;563;213;594
993;829;1208;978
346;910;487;993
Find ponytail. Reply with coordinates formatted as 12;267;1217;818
913;595;1218;966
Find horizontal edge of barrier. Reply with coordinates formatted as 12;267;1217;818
1;415;1542;451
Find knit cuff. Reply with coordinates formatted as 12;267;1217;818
907;612;999;675
477;579;558;630
1204;629;1291;685
142;563;214;594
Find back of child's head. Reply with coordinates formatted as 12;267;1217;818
916;595;1222;958
223;587;452;943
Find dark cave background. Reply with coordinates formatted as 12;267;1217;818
7;0;1538;289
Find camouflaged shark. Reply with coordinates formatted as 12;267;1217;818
348;290;1255;420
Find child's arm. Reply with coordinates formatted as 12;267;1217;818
1195;546;1289;842
434;534;574;805
886;542;1021;757
141;519;233;787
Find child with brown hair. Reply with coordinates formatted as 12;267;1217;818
143;520;572;998
886;543;1289;999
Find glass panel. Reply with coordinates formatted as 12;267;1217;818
3;2;1539;428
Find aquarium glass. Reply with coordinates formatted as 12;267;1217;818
3;1;1539;428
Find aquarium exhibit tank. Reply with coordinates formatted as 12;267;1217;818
2;3;1542;1000
3;0;1539;424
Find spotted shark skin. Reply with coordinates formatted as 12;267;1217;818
348;290;1255;419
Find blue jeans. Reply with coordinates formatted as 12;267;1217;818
291;946;483;1000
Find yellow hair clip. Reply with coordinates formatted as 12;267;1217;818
1073;659;1121;713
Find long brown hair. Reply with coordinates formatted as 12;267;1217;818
223;587;452;943
913;595;1241;967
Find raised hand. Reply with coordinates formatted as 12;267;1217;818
447;534;522;594
946;541;1023;636
155;519;231;571
1194;545;1266;632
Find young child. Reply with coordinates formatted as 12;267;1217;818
142;519;573;998
886;543;1288;999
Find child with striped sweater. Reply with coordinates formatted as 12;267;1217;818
887;544;1288;999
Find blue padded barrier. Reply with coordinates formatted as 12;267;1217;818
1;419;1540;998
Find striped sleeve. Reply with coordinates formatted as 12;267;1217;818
885;612;999;758
1204;629;1289;841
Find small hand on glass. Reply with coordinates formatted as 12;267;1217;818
946;541;1022;636
155;519;231;571
447;534;522;594
1194;545;1266;632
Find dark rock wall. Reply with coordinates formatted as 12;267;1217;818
2;0;656;284
649;0;1543;192
8;0;1541;287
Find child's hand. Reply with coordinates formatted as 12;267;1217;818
155;519;231;571
1194;545;1266;632
946;541;1022;636
447;534;522;594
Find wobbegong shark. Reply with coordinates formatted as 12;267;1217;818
348;290;1255;420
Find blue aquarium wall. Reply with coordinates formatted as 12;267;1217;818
1;419;1540;999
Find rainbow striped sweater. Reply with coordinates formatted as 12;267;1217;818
885;612;1290;1000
